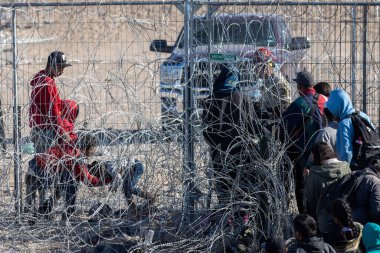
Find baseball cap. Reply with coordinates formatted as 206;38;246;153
47;51;72;68
293;70;314;87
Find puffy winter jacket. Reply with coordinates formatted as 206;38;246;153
332;222;363;253
351;167;380;225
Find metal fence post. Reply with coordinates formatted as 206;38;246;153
351;6;356;106
11;7;22;219
362;4;368;113
183;0;195;224
0;100;6;154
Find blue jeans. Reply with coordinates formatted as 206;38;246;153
122;159;144;201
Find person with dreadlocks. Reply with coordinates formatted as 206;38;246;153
329;198;363;253
251;47;292;119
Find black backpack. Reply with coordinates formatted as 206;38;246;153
349;112;380;170
319;170;365;215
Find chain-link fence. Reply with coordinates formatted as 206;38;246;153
0;1;379;252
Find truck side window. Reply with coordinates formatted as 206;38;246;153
277;19;291;45
247;19;275;46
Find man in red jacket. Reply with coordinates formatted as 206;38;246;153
29;51;72;153
27;51;72;214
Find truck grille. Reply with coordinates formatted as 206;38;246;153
190;61;257;89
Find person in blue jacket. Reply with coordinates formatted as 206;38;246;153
324;89;374;168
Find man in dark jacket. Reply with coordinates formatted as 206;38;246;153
280;70;326;213
288;214;336;253
202;64;256;205
351;165;380;225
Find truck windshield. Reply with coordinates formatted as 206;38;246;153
178;18;275;48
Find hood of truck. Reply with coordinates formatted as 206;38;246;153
163;44;300;65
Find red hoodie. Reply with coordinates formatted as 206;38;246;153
29;70;68;135
35;143;109;187
60;99;79;142
301;87;327;115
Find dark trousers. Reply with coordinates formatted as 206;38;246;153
25;157;53;212
40;170;78;215
288;151;308;214
210;145;269;243
210;146;239;205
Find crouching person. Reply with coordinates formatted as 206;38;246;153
36;133;112;220
88;157;154;213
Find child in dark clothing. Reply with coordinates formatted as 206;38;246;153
288;214;336;253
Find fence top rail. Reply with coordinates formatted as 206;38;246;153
0;1;379;8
